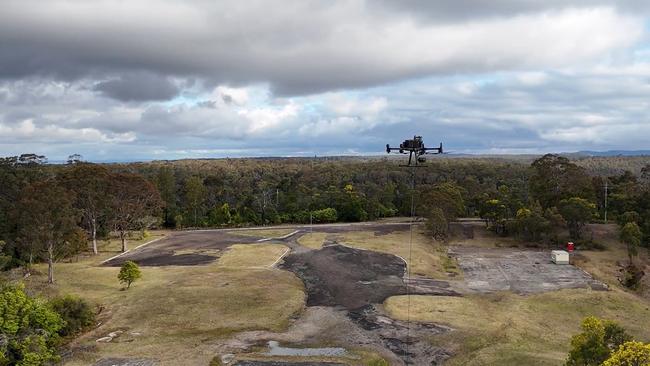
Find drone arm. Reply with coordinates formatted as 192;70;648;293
422;143;444;154
386;145;407;154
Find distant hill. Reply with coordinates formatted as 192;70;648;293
572;150;650;157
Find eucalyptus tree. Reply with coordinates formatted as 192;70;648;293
60;163;110;255
16;180;83;283
108;173;162;252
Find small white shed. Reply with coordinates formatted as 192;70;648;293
551;250;570;265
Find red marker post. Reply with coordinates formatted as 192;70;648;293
567;242;575;253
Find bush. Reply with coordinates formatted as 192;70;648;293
311;208;338;223
0;285;64;365
566;316;632;366
576;239;607;251
118;260;142;289
621;264;645;290
366;358;389;366
49;295;96;337
426;207;448;241
603;341;650;366
0;255;11;270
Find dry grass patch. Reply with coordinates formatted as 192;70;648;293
385;289;650;365
17;247;305;365
297;232;328;249
340;229;452;279
574;224;650;290
217;243;289;268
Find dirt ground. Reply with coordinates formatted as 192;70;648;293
216;304;451;366
234;362;345;366
449;246;608;294
94;359;156;366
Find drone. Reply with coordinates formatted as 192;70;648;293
386;135;443;167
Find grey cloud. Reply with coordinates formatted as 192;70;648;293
93;72;180;102
0;0;642;96
371;0;650;22
138;103;250;139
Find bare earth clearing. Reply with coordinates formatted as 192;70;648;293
449;246;607;294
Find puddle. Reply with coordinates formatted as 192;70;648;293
265;340;347;357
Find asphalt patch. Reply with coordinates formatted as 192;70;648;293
103;224;410;267
94;358;156;366
280;244;407;309
102;230;260;266
234;362;345;366
104;252;216;267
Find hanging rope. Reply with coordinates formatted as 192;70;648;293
405;167;416;365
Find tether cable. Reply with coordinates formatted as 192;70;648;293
405;167;416;364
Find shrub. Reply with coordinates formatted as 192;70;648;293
366;357;389;366
621;264;645;290
49;295;96;336
426;207;448;241
311;207;338;223
566;316;632;366
603;341;650;366
118;261;142;289
576;239;607;251
209;356;223;366
0;285;64;365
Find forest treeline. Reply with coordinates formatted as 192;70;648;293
1;153;650;283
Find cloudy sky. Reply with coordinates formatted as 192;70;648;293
1;0;649;161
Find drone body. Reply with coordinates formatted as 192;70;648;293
386;135;443;167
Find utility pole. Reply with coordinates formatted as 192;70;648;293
605;178;609;224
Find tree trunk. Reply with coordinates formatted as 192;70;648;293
92;218;98;255
23;252;33;277
47;242;54;284
121;231;127;252
628;245;633;265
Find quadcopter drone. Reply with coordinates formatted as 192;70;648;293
386;135;443;167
